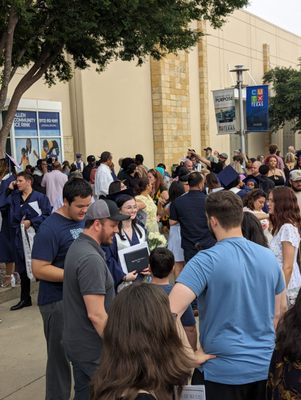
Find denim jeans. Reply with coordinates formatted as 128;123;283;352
69;357;99;400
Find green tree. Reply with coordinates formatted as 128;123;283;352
263;65;301;132
0;0;248;157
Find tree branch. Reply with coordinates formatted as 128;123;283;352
0;31;7;59
9;13;56;84
0;8;19;110
0;49;61;158
9;48;26;82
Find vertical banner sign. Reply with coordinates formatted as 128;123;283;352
14;111;39;169
38;111;60;136
213;88;236;135
38;111;62;162
246;85;269;131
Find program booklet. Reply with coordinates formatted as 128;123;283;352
180;385;206;400
118;242;149;273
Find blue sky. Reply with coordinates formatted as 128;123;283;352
245;0;301;36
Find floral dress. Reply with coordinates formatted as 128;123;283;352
135;194;159;235
269;223;301;305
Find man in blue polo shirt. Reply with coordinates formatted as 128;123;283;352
169;171;215;262
32;178;92;400
169;191;285;400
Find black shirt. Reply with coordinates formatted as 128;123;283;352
170;190;216;261
82;164;94;182
210;161;224;174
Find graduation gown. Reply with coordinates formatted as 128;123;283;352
9;190;52;273
0;174;16;263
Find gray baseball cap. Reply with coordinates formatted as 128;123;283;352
290;170;301;182
85;199;130;222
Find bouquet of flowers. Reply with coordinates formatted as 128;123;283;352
147;232;167;251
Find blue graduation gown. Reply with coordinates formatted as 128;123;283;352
9;190;52;273
0;174;16;262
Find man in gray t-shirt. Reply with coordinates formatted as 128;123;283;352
63;199;129;400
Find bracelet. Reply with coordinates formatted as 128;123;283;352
123;275;127;282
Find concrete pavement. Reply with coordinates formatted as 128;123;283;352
0;296;46;400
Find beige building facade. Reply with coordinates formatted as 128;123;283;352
6;9;301;169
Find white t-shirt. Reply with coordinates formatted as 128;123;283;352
269;223;301;290
41;170;68;207
94;163;113;196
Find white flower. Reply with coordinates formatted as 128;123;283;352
147;232;167;250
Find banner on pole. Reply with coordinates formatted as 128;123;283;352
246;85;269;131
213;89;236;135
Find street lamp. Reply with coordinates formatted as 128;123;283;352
230;65;249;155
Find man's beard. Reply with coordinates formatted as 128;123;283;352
292;185;301;192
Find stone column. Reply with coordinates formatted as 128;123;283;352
198;20;210;150
68;63;86;159
150;52;191;168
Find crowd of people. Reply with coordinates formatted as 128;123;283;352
1;142;301;400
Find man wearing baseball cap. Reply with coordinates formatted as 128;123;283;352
203;147;217;163
63;199;129;399
289;170;301;211
192;149;228;174
74;152;85;172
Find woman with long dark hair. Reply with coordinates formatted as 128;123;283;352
205;172;222;194
147;168;168;205
91;283;194;400
135;177;159;234
269;187;301;305
243;189;269;232
266;289;301;399
103;194;146;291
266;155;286;187
241;212;268;248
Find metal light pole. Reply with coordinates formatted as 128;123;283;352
230;65;249;155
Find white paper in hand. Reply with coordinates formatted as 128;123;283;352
28;201;42;216
180;385;206;400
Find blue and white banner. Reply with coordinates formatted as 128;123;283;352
213;89;236;135
14;111;38;136
246;85;269;131
38;111;60;136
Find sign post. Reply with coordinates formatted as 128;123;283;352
230;65;249;155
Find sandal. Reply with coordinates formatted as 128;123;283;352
1;275;11;288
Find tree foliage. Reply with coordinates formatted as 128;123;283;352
263;66;301;132
0;0;248;156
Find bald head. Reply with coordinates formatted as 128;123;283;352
251;161;261;176
184;159;193;172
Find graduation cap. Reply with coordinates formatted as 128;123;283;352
217;165;239;189
243;175;259;185
106;187;134;202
